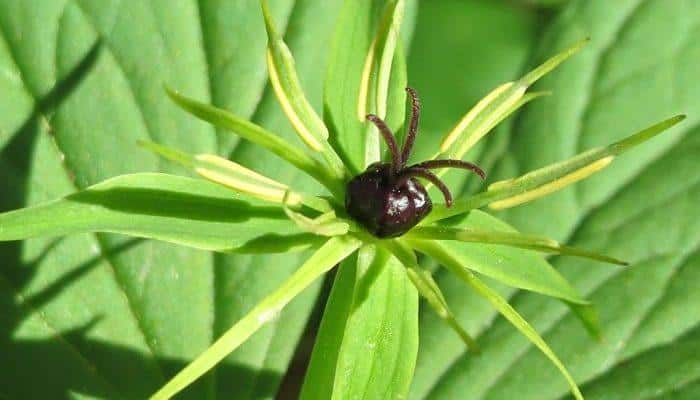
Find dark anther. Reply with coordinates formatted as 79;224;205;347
400;87;421;168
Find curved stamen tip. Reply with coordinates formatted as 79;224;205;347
473;165;487;180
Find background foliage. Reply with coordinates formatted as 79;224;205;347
0;0;697;399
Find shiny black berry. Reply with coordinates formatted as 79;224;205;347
345;87;486;238
346;162;432;237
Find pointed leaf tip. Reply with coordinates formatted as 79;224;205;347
521;37;590;86
611;114;687;155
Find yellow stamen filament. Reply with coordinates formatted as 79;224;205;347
489;156;614;210
194;154;301;205
456;85;527;157
266;51;325;151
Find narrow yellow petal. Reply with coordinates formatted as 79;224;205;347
357;38;377;121
455;85;527;157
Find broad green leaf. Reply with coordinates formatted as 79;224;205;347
579;324;700;400
464;127;700;400
0;1;340;398
0;2;219;398
152;235;361;399
300;245;419;400
411;2;700;400
0;173;303;253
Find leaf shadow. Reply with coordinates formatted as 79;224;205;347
0;223;284;399
69;187;288;222
0;38;105;294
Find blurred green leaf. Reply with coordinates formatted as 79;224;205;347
513;0;571;8
410;1;700;399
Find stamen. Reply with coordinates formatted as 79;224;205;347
401;87;421;168
410;159;486;180
398;167;454;207
367;114;401;173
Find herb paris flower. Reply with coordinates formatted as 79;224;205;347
346;88;486;238
0;1;686;399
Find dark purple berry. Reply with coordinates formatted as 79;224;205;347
346;163;432;238
345;87;486;238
